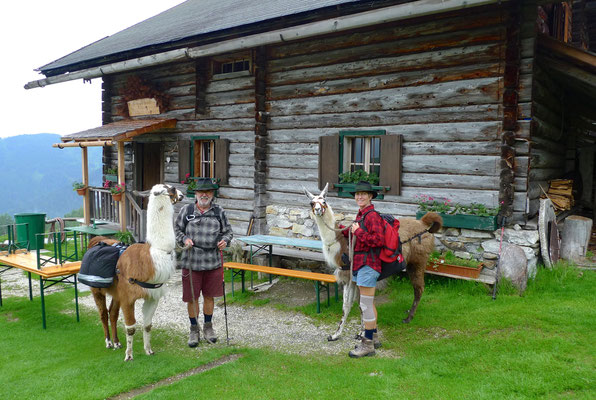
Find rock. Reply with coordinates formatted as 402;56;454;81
269;227;290;237
292;224;314;237
444;228;460;237
483;252;498;260
440;239;466;251
504;228;539;246
269;216;292;229
460;229;493;238
498;244;527;295
454;251;471;259
266;205;278;215
482;260;497;269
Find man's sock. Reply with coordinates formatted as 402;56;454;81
189;317;198;326
204;314;213;324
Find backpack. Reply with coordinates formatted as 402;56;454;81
79;242;128;288
358;210;406;280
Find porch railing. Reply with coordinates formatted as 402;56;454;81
88;187;146;242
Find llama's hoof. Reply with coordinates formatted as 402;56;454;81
105;339;113;349
402;316;413;323
113;341;122;349
124;355;133;362
327;335;339;342
145;349;155;356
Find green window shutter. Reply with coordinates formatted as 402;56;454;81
380;134;402;196
214;139;230;185
319;134;339;190
178;139;191;182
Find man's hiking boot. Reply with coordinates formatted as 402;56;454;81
373;331;382;349
349;338;376;358
188;324;200;347
203;322;218;344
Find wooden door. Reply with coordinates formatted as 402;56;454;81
135;142;163;208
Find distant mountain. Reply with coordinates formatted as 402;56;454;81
0;134;102;218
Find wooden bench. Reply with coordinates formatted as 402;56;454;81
0;249;82;329
223;261;338;313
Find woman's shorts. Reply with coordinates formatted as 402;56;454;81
352;265;380;288
182;267;224;301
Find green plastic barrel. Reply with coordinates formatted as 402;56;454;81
14;213;46;250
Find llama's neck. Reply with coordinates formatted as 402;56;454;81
313;205;339;246
146;196;175;252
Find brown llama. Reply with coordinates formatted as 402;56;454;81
85;184;183;361
305;183;442;341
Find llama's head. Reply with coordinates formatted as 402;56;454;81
150;184;184;204
303;183;330;217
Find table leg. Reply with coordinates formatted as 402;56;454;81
268;245;272;284
315;281;321;314
40;276;46;329
74;274;80;322
28;271;33;300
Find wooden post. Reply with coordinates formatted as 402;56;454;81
118;141;126;232
81;147;91;226
560;215;593;261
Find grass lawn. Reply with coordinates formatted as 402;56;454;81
0;263;594;399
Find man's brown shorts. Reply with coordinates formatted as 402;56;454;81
182;267;224;301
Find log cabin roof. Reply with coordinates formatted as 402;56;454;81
38;0;395;76
60;119;177;143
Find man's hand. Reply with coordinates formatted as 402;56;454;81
217;240;227;250
350;223;360;234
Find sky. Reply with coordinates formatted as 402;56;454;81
1;0;186;139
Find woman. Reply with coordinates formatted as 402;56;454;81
341;181;384;358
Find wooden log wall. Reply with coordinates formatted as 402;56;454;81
265;6;516;218
105;60;256;236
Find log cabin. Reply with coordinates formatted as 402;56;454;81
28;0;596;271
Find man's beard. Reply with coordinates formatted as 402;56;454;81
197;196;212;208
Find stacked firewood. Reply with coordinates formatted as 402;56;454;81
542;179;574;211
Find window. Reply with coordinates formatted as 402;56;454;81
192;137;217;178
178;137;230;185
212;58;251;76
318;130;402;196
340;130;385;177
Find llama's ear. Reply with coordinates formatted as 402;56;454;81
321;183;329;198
303;186;315;200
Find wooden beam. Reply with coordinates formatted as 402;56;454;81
118;141;126;233
81;147;90;226
113;119;177;141
537;33;596;70
53;140;113;148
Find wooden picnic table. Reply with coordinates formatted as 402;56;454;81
0;250;81;329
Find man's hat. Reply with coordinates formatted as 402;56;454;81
194;177;219;191
348;181;379;199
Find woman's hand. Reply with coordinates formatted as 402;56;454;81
184;238;194;247
350;223;360;234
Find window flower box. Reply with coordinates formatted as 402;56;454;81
426;259;484;279
416;211;497;231
334;183;385;200
104;174;118;182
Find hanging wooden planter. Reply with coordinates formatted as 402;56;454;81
112;193;123;202
426;259;484;278
76;187;87;196
416;211;497;231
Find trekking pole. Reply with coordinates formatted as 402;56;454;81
492;216;506;300
221;250;230;345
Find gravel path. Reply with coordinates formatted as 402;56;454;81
1;268;397;357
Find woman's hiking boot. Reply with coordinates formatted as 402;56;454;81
188;324;200;347
203;322;218;344
349;338;376;358
373;331;382;349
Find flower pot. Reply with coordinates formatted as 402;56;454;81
334;183;385;200
416;211;497;231
426;259;484;278
112;193;123;202
76;187;87;196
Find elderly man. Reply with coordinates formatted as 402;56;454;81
175;177;233;347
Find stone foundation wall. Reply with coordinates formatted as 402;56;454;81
265;204;540;277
